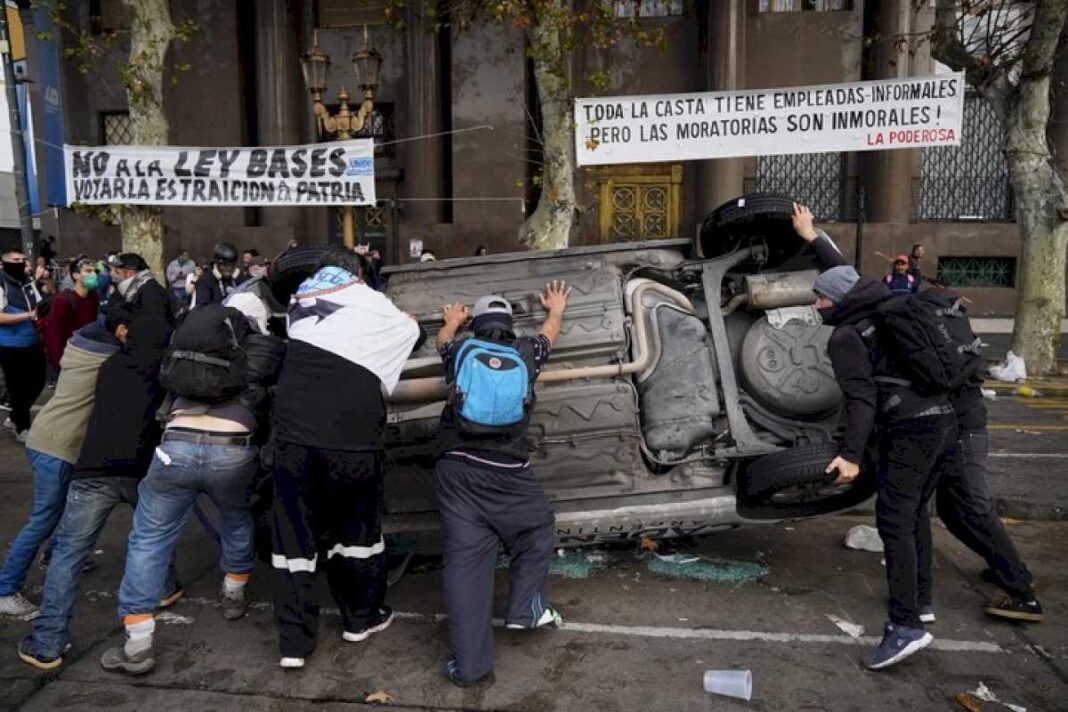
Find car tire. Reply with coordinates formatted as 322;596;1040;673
270;245;332;304
737;442;876;520
699;192;800;266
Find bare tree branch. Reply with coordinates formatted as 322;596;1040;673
931;1;1013;118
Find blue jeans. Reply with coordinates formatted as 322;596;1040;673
30;477;178;658
118;438;257;617
0;450;72;596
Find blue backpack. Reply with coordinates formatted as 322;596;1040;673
449;337;531;431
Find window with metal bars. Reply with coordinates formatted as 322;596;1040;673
918;93;1013;221
101;112;133;145
759;0;852;11
613;0;685;18
755;152;843;221
936;256;1016;288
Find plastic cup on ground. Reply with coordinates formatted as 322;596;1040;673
703;669;752;701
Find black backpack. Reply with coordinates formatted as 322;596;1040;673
159;304;253;404
862;290;983;395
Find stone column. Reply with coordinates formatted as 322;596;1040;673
255;0;303;230
403;3;444;225
696;0;746;218
862;0;917;222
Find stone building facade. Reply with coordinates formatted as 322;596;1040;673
16;0;1068;315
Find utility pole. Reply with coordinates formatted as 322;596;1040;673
0;8;35;256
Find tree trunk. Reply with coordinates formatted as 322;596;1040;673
1002;0;1068;374
120;0;175;276
518;0;576;251
1005;124;1068;374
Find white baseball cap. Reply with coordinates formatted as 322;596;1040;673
472;294;512;318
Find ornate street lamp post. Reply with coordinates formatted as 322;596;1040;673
301;26;382;248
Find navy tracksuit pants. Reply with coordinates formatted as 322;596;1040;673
435;455;556;684
270;441;386;658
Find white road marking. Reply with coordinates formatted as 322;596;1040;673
826;614;864;639
81;593;1008;655
556;621;1004;654
989;453;1068;459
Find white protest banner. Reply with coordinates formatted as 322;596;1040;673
575;74;965;166
64;140;375;207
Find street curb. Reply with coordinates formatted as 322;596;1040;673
982;381;1068;398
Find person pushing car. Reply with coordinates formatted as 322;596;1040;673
433;281;571;687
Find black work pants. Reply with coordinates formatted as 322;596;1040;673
934;426;1033;598
875;414;959;628
0;343;45;432
435;456;556;684
270;440;386;659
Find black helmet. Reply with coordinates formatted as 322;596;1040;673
213;242;238;265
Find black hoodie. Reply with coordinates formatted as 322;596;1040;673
821;277;949;463
72;315;173;480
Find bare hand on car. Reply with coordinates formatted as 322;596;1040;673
791;203;819;243
539;281;572;315
826;456;860;485
442;303;469;328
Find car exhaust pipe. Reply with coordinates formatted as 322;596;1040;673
388;279;693;403
743;270;819;310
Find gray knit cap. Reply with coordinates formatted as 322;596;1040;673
812;265;861;304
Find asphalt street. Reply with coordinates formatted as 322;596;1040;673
0;393;1066;711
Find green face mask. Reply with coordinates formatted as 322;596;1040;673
82;273;99;290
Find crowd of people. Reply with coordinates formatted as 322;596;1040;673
0;237;566;687
0;218;1044;684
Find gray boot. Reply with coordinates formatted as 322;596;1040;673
100;640;155;675
221;585;250;620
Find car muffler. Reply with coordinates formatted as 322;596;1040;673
743;270;819;310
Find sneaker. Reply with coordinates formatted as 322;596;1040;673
985;592;1044;622
99;644;155;675
220;585;250;621
506;606;562;630
279;656;305;669
0;397;12;411
866;622;933;670
17;636;69;671
0;593;38;620
342;607;394;642
159;584;184;609
443;657;489;688
2;417;15;433
919;606;936;624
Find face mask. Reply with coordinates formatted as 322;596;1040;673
2;261;25;280
248;266;266;279
817;306;836;323
82;273;99;290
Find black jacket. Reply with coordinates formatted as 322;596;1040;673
106;277;176;330
822;278;950;463
195;270;238;308
72;315;172;480
809;233;849;270
808;234;947;462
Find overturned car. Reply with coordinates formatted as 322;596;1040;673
275;193;874;546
